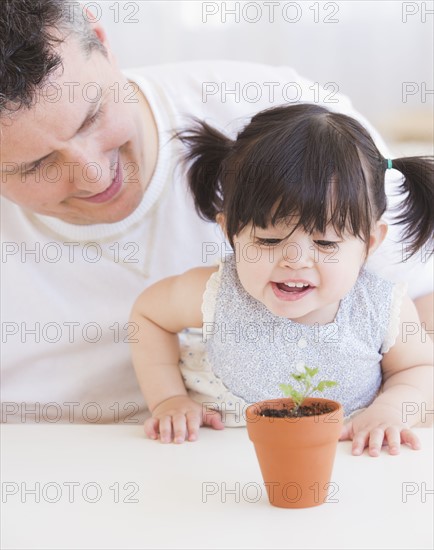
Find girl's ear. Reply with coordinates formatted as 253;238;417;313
367;220;388;256
216;213;226;235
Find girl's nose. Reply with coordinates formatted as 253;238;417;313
278;242;314;269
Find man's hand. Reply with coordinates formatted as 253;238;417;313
339;404;421;457
144;395;224;443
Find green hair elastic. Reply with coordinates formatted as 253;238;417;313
386;159;393;170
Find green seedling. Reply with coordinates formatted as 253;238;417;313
279;365;338;412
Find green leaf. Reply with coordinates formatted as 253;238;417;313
279;365;338;407
315;380;338;393
279;383;294;396
305;366;318;377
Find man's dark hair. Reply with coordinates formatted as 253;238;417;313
0;0;106;115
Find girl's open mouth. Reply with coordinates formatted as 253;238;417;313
271;281;315;301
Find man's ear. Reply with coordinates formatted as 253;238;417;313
83;7;113;56
367;220;388;256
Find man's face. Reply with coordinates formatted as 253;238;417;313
0;33;157;224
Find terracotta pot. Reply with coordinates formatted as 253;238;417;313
246;397;343;509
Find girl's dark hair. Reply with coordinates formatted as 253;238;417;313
177;104;433;257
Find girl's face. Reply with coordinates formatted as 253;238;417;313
232;220;386;325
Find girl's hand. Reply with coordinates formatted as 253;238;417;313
339;404;421;457
144;395;225;444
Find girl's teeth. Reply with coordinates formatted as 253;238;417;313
284;282;309;288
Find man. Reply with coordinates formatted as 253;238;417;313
1;0;432;423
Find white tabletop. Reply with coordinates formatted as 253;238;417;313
1;424;433;550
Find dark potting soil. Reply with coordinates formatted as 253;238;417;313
260;402;334;418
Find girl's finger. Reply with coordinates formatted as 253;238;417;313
202;406;225;430
368;427;386;457
171;413;188;444
351;430;369;455
400;428;421;450
384;426;401;455
208;411;225;430
158;415;174;443
185;410;202;442
144;417;159;440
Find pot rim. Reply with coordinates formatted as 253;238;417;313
245;397;343;423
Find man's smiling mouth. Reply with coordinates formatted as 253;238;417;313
78;157;123;204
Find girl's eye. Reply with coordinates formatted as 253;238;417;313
314;240;339;249
256;238;282;247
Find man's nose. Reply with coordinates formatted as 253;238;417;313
60;148;113;194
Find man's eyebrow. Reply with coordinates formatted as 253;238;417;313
20;102;101;170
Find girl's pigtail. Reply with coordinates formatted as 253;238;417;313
390;156;433;257
176;120;233;222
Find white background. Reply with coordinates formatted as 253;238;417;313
88;0;433;149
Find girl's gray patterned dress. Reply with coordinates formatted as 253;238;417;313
200;254;400;417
